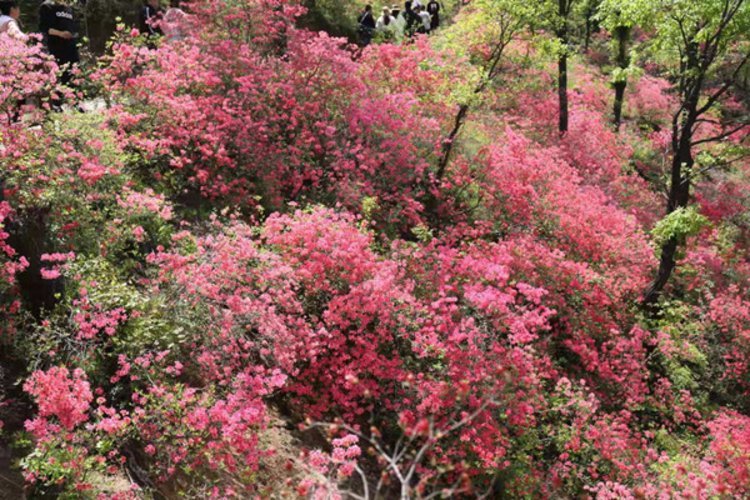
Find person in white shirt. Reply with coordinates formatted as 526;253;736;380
415;5;431;33
375;7;395;39
0;1;29;42
390;5;405;40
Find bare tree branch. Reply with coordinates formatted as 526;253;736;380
691;121;750;146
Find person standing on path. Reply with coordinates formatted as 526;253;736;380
403;0;419;36
426;0;440;31
390;5;405;40
0;1;29;42
357;5;375;46
39;0;80;86
376;7;395;40
416;5;431;34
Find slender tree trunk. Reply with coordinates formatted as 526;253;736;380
643;42;702;308
642;137;693;308
584;21;590;52
424;103;470;227
435;38;507;182
558;54;568;134
612;26;630;130
584;5;594;52
427;38;510;221
557;0;569;134
7;209;63;318
613;82;626;129
436;104;470;181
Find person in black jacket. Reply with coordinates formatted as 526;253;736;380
139;0;164;36
357;5;375;46
403;0;420;36
39;0;79;85
426;0;440;30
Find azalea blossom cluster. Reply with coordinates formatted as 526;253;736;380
0;33;57;125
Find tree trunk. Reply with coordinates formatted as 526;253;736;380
584;3;595;52
642;98;698;308
436;103;469;181
6;208;62;318
558;54;569;134
642;36;705;310
584;19;591;52
642;142;693;308
613;82;626;129
612;26;630;130
557;0;569;134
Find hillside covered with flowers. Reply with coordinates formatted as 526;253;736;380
1;0;750;497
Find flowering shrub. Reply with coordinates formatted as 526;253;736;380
706;411;750;495
24;366;93;437
0;35;58;125
0;200;26;336
627;75;675;126
96;3;460;234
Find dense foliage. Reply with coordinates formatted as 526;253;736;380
1;0;750;498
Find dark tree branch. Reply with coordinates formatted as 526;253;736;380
695;51;750;116
691;122;750;146
434;17;521;181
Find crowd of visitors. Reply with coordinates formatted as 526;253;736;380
357;0;441;46
0;0;189;78
0;0;189;118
